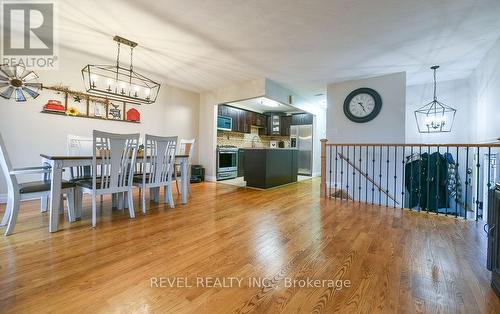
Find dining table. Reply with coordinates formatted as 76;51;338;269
40;153;190;232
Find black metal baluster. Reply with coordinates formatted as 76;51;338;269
455;146;459;218
386;146;390;207
487;146;492;194
352;145;356;202
346;146;350;203
340;146;344;202
475;147;481;221
379;146;383;206
465;147;469;220
445;146;449;216
394;146;397;208
372;145;375;205
359;146;362;203
366;145;369;204
409;146;414;211
334;145;338;199
436;146;440;215
401;146;406;209
426;145;430;213
418;146;422;212
329;145;332;198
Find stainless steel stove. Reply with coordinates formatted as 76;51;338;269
217;145;239;180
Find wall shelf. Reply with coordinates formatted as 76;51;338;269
40;110;140;124
40;85;141;124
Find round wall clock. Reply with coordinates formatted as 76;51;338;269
343;88;382;123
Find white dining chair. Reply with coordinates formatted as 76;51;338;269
0;133;76;236
174;139;195;196
133;135;177;213
67;134;93;181
75;131;139;227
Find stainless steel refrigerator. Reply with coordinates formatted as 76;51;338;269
290;125;313;176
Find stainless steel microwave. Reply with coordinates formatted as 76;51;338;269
217;115;232;131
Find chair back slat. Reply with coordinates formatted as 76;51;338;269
67;135;93;179
0;133;17;192
179;139;195;163
93;131;139;192
143;135;177;185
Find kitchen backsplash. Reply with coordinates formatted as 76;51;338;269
217;127;290;148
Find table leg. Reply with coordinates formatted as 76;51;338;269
49;160;63;232
181;158;188;205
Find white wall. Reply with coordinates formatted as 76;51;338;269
327;72;406;143
406;78;473;144
0;48;200;196
470;36;500;143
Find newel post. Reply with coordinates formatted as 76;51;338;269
320;139;327;198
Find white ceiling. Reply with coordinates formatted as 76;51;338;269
54;0;500;104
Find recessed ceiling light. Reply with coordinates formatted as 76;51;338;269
260;98;280;107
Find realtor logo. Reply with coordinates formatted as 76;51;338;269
1;1;58;69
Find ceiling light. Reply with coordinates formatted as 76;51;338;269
81;35;160;104
259;97;280;108
414;66;457;133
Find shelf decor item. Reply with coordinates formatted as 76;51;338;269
43;99;66;113
40;85;140;124
126;108;140;122
81;35;160;104
66;107;79;116
0;64;42;102
414;66;457;133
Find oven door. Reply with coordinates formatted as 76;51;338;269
218;150;238;172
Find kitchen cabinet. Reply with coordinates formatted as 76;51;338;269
280;116;292;136
267;113;284;136
218;105;251;133
291;113;313;125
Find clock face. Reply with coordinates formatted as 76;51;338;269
348;93;376;118
343;88;382;123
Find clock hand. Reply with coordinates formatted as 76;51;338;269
357;102;366;112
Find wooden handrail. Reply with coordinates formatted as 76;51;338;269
337;152;400;205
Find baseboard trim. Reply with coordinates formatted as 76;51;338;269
205;175;217;182
0;194;7;204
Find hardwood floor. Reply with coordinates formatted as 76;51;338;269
0;178;498;313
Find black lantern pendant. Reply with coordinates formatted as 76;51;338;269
81;36;160;104
414;66;457;133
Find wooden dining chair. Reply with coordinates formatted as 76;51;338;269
175;139;195;196
133;135;177;213
0;133;76;236
75;131;139;227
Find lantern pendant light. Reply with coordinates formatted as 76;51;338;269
414;65;457;133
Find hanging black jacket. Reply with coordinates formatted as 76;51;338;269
405;152;448;211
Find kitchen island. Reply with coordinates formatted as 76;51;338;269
242;148;298;189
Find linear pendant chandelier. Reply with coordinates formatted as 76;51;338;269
414;65;457;133
81;36;160;104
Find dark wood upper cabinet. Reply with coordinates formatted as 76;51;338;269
280;116;292;136
291;113;313;125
